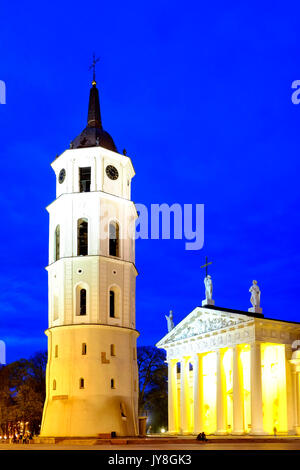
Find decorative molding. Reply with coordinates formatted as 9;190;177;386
161;307;300;363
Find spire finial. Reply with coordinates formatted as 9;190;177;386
89;53;100;86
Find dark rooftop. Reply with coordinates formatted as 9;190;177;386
71;82;117;152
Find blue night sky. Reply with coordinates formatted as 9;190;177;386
1;0;300;363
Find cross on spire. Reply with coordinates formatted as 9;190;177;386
200;256;213;277
89;53;100;85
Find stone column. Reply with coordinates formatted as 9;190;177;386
193;354;204;434
296;373;300;435
285;345;294;434
180;357;190;434
168;359;178;433
250;342;264;434
216;349;227;434
292;371;299;432
232;345;244;434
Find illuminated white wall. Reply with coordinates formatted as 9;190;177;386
41;144;139;438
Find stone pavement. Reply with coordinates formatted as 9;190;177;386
1;434;300;451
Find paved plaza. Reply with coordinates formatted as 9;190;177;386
1;436;300;451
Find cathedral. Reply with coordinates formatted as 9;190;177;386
157;275;300;435
40;70;139;437
39;63;300;439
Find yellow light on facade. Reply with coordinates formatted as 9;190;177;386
202;352;217;434
261;343;288;434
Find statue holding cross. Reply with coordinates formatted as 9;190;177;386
201;256;215;306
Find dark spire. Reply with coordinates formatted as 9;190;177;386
70;57;117;152
87;84;102;128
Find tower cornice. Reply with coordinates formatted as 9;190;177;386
45;323;140;337
46;254;138;276
46;189;138;214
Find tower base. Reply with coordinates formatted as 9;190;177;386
40;324;139;438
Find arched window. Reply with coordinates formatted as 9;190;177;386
55;225;60;261
109;221;120;257
80;289;87;316
77;218;88;256
109;290;115;318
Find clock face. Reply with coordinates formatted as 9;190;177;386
58;169;66;184
106;165;119;180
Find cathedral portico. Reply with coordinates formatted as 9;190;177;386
157;305;300;436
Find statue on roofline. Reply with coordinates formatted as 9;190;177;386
165;310;175;332
204;275;213;301
249;280;261;308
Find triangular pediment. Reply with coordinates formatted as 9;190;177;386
156;306;252;347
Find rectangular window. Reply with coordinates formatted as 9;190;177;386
109;291;115;318
55;345;58;358
82;343;87;355
80;289;87;316
110;344;116;356
77;219;88;256
79;378;85;389
53;296;59;321
111;378;115;389
79;167;91;192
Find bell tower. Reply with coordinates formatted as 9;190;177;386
40;72;139;437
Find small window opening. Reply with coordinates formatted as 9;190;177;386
109;222;120;257
120;402;127;418
109;290;115;318
55;225;60;261
80;289;87;316
79;167;91;192
77;219;88;256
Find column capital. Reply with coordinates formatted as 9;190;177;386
216;348;225;357
250;338;265;434
250;341;262;350
167;358;179;365
285;344;293;360
180;356;191;364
